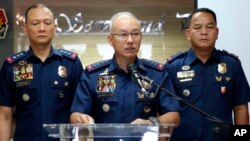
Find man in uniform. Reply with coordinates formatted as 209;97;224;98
0;4;83;141
165;8;250;141
70;12;180;140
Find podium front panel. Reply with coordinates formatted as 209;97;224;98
43;123;175;140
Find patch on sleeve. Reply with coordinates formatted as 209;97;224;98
86;60;111;72
5;51;26;64
142;59;164;71
59;49;78;60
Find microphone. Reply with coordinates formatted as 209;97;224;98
127;64;148;96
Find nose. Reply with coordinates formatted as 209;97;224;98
38;23;45;31
201;27;208;35
127;33;133;42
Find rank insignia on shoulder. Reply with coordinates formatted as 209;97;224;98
6;51;26;64
166;51;185;62
86;60;111;72
59;49;78;60
142;59;164;71
221;50;239;60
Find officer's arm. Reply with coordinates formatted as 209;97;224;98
158;112;180;127
233;104;249;124
0;106;13;141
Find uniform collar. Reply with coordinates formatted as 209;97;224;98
107;57;147;73
210;49;221;62
185;48;197;65
185;48;220;65
26;46;63;60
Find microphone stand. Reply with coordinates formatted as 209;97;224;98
141;76;230;141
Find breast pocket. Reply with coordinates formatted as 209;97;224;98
50;77;71;103
95;93;119;121
212;78;232;103
15;80;39;111
176;78;201;103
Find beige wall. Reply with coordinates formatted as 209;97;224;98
14;0;194;66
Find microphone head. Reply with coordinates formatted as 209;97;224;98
127;63;137;75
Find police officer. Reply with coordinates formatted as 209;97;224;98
70;12;180;140
0;4;83;141
165;8;250;141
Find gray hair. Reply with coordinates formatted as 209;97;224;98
109;12;141;32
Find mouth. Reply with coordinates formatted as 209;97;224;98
200;38;209;42
37;35;47;38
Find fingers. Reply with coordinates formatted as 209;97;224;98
70;112;94;124
130;118;151;124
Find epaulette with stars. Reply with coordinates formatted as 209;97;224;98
141;59;164;71
5;51;27;64
166;51;186;63
86;59;111;73
58;49;78;61
220;49;239;60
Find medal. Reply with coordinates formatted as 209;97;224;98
58;66;67;77
144;106;151;113
19;60;27;66
149;92;155;99
182;65;190;71
218;63;227;74
142;80;151;90
221;86;226;94
215;76;222;81
137;92;144;99
58;91;64;98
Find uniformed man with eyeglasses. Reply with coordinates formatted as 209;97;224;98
70;11;180;141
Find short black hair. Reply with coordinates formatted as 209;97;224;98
186;8;217;28
24;3;54;24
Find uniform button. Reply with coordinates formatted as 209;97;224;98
54;81;58;85
102;104;110;112
183;89;190;97
22;93;30;102
64;82;69;87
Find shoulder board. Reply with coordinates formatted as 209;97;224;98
141;59;164;71
86;60;111;72
166;51;186;63
5;51;26;64
220;50;239;60
59;49;78;61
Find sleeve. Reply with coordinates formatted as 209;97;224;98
70;70;94;115
157;70;180;115
70;58;84;96
0;62;15;107
232;61;250;106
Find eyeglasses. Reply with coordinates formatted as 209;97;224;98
111;32;141;40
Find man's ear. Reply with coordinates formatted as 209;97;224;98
53;24;57;35
22;24;27;35
185;29;191;40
